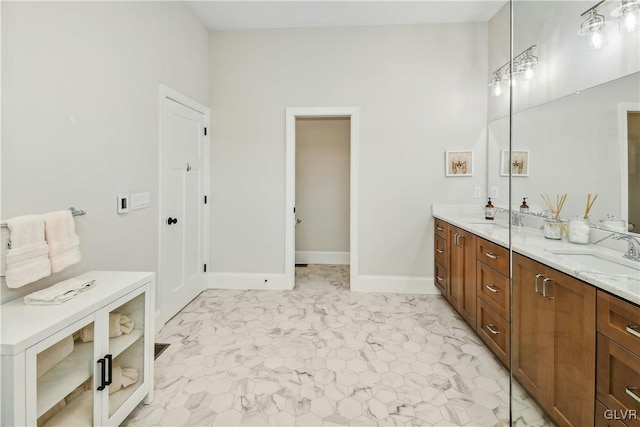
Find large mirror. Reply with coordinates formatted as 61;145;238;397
488;72;640;233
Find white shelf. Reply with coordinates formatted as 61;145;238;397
37;329;143;417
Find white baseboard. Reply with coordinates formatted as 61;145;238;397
207;272;292;290
295;251;350;265
351;275;439;294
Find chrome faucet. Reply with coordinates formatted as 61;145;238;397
511;211;524;227
612;233;640;262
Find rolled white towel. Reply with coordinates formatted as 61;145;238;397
23;278;97;305
4;215;51;288
37;335;74;379
79;312;134;343
43;210;81;273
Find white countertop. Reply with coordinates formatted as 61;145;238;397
433;205;640;306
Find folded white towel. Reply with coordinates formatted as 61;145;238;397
43;210;81;273
37;335;74;378
109;366;139;394
23;278;97;305
4;215;51;288
41;389;92;427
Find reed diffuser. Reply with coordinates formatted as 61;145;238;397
541;193;567;239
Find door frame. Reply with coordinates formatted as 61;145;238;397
157;85;210;330
618;102;639;231
285;107;359;289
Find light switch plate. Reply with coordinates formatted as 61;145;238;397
474;187;482;198
490;187;499;198
117;194;129;214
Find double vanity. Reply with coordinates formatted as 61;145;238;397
432;205;640;427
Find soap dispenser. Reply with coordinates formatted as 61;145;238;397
520;197;529;214
485;198;495;220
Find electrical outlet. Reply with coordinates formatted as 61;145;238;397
474;187;482;198
490;187;499;198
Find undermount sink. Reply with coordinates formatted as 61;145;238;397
546;249;640;279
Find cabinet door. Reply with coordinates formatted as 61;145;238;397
26;314;99;427
512;254;553;408
101;283;152;426
546;267;596;427
449;227;476;327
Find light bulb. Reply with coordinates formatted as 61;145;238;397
524;68;534;79
493;84;502;97
589;31;604;50
623;11;639;32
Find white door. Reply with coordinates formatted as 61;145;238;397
161;97;206;322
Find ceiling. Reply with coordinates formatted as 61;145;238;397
185;1;507;31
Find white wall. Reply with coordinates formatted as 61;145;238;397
209;24;488;281
1;2;209;304
295;118;350;255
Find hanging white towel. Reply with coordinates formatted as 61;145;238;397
4;215;51;288
43;210;81;273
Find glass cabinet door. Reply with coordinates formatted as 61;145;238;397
104;289;147;423
32;317;97;427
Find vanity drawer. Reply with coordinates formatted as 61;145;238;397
434;262;447;295
598;291;640;357
597;334;640;427
434;235;448;268
476;261;510;320
476;298;509;368
595;401;629;427
476;238;509;276
434;218;448;239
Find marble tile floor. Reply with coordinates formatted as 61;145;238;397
124;265;552;427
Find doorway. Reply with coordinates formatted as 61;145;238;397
295;117;350;266
158;86;210;328
285;107;359;290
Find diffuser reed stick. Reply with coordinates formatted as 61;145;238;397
540;193;567;220
583;193;598;219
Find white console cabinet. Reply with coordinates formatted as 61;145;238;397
1;271;154;427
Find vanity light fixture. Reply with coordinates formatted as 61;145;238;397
611;0;640;33
488;45;539;97
578;1;611;50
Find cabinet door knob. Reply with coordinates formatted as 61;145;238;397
97;358;107;391
626;325;640;339
534;274;544;294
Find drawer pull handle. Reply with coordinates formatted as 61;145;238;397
485;324;500;335
436;249;444;254
436;275;445;282
542;277;554;300
436;226;444;232
485;284;500;293
534;274;544;295
626;387;640;404
626;325;640;338
485;252;498;260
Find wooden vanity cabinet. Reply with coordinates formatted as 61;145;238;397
596;291;640;427
433;219;449;298
512;253;596;427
